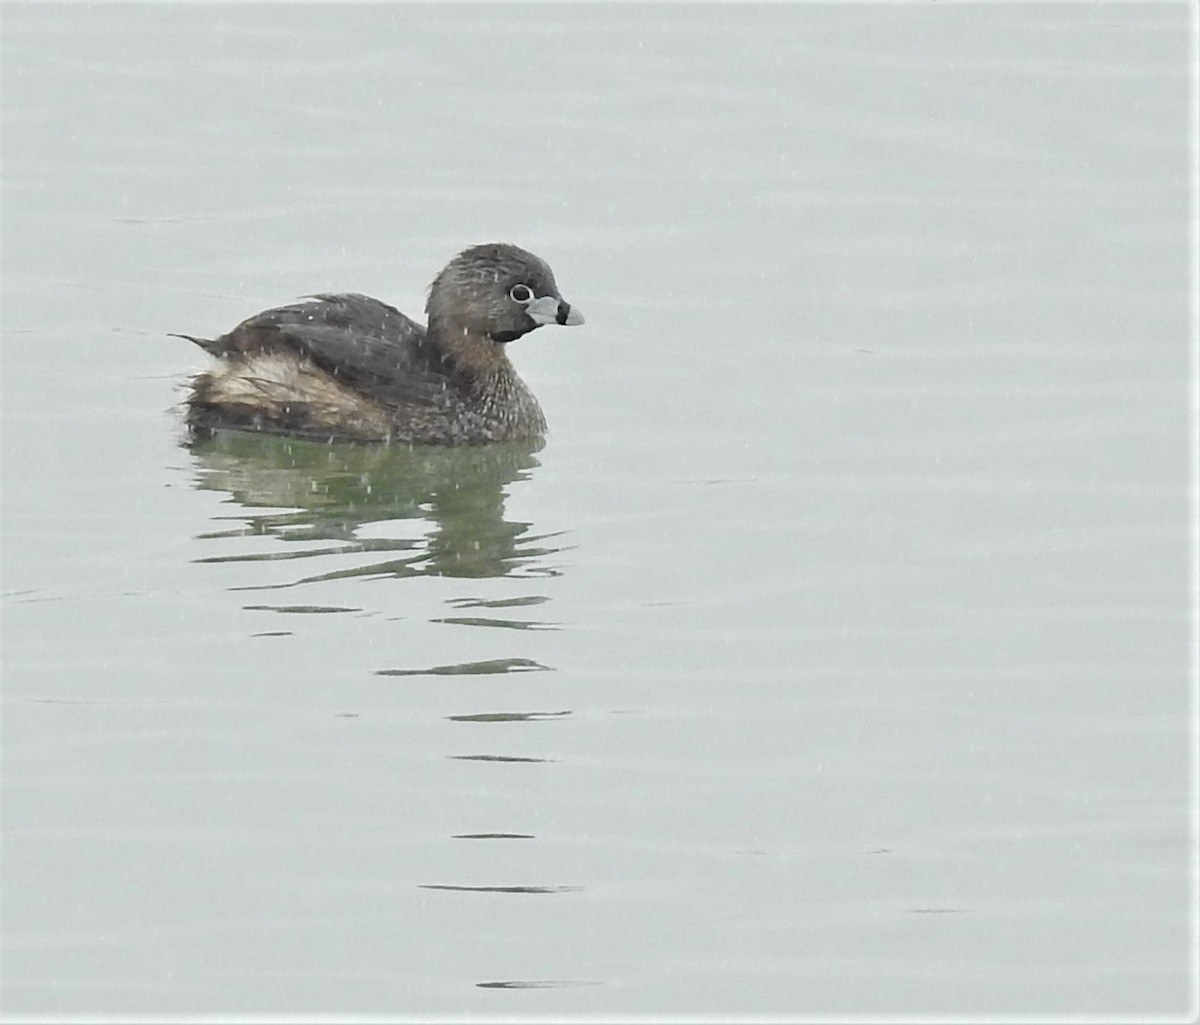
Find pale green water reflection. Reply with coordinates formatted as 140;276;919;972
189;431;563;584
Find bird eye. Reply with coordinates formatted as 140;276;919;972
509;283;534;303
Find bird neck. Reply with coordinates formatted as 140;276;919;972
427;314;512;380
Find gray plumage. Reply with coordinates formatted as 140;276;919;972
178;243;583;445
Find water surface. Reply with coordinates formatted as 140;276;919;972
1;3;1193;1019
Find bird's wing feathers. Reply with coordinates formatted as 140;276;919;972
192;293;456;407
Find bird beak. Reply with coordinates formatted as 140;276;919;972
526;295;584;327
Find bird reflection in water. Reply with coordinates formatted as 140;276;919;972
187;431;564;585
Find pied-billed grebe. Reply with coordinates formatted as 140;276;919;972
177;242;584;444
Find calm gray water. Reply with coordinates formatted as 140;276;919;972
1;3;1194;1019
